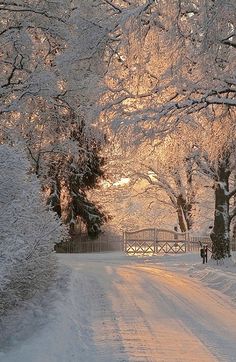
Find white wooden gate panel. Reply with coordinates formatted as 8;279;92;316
124;228;187;255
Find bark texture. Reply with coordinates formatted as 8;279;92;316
210;152;231;259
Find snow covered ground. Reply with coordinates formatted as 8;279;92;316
1;251;236;362
140;251;236;303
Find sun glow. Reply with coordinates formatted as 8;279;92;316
113;177;130;186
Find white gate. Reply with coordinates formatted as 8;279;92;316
123;228;156;255
124;229;212;255
124;228;188;255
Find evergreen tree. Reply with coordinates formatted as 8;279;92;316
47;118;106;237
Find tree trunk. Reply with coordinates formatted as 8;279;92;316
174;158;195;233
232;223;236;251
176;194;194;233
176;195;187;233
48;178;62;217
231;174;236;251
185;156;195;231
210;153;231;260
186;205;193;230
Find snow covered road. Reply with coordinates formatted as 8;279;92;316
3;252;236;362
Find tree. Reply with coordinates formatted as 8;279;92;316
134;135;196;232
46;118;107;237
0;0;70;116
101;0;236;130
97;127;199;233
91;175;170;234
191;117;236;259
0;145;66;313
0;0;112;118
0;0;108;237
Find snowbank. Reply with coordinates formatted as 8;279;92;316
189;252;236;303
0;263;71;356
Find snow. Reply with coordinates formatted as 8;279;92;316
189;256;236;303
2;251;236;362
139;252;236;302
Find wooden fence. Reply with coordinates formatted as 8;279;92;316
187;235;212;252
123;229;212;255
55;228;236;255
55;234;122;253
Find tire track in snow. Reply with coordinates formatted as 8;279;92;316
69;265;130;362
125;265;236;362
110;267;217;362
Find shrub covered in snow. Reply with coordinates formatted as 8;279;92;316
0;145;67;314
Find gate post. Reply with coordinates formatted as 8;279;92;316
186;232;190;252
123;231;126;253
154;228;158;254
